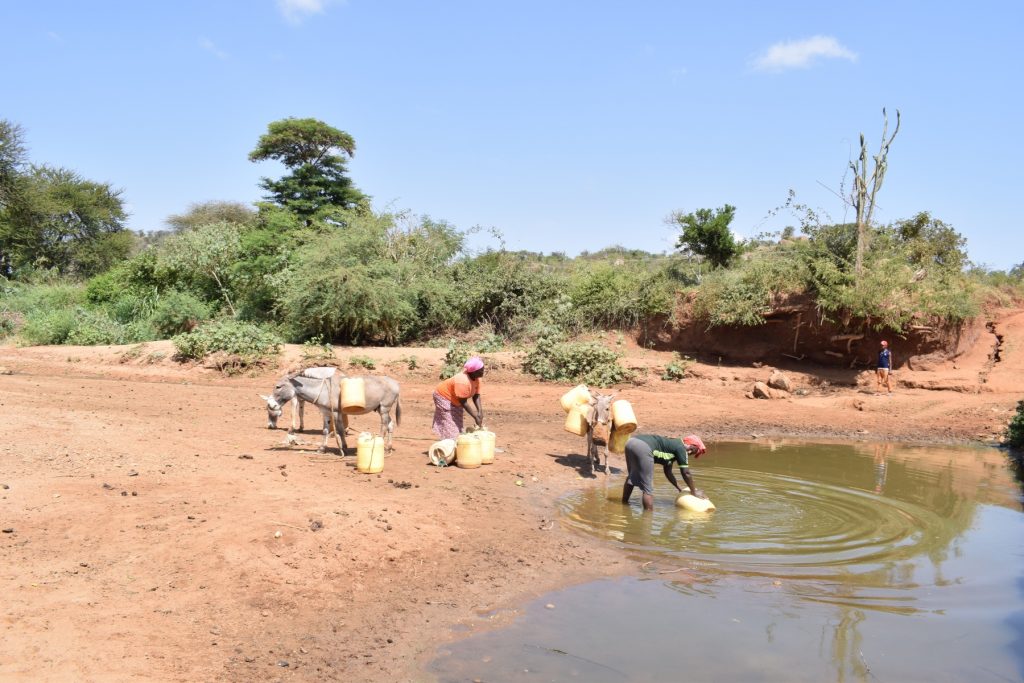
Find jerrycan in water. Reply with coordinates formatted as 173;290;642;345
455;433;482;469
476;430;496;464
356;432;384;473
341;377;366;414
675;493;715;512
559;384;591;413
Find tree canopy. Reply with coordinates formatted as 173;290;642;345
249;118;367;218
670;204;739;269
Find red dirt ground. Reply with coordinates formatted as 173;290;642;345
2;309;1023;681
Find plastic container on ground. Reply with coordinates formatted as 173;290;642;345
455;433;483;469
356;432;384;473
476;430;496;464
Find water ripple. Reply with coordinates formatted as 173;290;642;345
559;467;947;580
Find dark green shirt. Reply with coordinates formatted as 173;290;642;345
633;434;689;468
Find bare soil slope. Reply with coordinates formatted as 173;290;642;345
1;309;1022;682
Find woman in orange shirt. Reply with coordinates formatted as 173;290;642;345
432;356;485;439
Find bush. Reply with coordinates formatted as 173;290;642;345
349;355;376;370
149;290;211;337
451;251;565;337
65;309;128;345
19;308;79;345
5;282;85;316
694;251;807;328
522;334;630;387
439;339;475;379
172;319;282;363
662;353;693;381
1006;400;1024;449
567;263;675;330
300;334;336;365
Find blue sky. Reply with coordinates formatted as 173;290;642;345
4;1;1022;269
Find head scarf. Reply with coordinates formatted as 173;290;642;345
683;434;707;457
464;356;484;373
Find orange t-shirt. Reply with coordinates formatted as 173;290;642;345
435;372;481;404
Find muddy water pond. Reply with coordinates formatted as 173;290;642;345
429;441;1024;682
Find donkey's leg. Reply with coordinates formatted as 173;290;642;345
585;430;596;476
378;406;393;452
333;410;347;456
298;398;305;432
603;444;610;476
318;407;331;453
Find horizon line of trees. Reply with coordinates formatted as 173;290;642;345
2;115;1023;350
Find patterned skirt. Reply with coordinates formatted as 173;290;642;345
432;391;464;440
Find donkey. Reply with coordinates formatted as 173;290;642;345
260;366;337;432
584;389;616;476
264;372;402;455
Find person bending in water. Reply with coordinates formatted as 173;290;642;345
622;433;707;511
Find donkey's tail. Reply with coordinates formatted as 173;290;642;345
395;397;402;428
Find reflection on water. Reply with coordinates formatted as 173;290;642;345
429;441;1024;683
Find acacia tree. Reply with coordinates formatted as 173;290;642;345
850;108;900;277
1;165;129;276
669;204;739;269
248;118;367;219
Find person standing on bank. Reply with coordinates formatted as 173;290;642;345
432;356;485;439
622;433;708;511
876;340;893;395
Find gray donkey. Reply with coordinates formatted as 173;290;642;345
261;366;337;432
584;389;616;476
263;371;402;455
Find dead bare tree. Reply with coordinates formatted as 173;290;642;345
850;108;901;278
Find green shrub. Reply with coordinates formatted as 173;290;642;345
451;251;565;337
403;355;419;370
349;355;376;370
567;263;675;330
149;290;211;337
694;251;807;328
172;319;282;363
20;308;79;345
65;309;128;345
1006;400;1024;449
439;339;475;379
300;334;336;364
522;334;630;387
0;311;20;338
5;282;85;316
662;353;693;381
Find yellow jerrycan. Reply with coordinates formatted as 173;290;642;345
608;427;631;454
675;494;716;512
559;384;591;413
341;377;366;414
610;400;637;434
356;432;384;473
476;430;496;464
564;405;590;436
455;433;483;469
